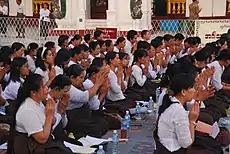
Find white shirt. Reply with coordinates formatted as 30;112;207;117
113;46;120;53
107;70;125;101
88;54;95;64
16;98;46;136
207;61;224;91
158;97;192;152
52;99;68;130
68;44;74;49
67;85;89;110
35;67;49;84
26;55;36;72
39;8;50;22
83;79;100;110
0;5;8;15
125;40;133;55
2;80;21;100
168;55;177;64
67;60;76;68
131;65;147;87
125;40;134;66
17;3;24;14
54;65;63;76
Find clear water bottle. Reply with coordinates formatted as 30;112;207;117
155;87;161;103
125;111;131;130
148;96;154;113
97;145;105;154
155;88;161;113
112;130;119;154
135;102;141;120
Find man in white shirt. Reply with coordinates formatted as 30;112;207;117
39;3;50;39
16;0;25;38
141;30;151;42
125;30;138;66
207;50;230;91
0;0;8;36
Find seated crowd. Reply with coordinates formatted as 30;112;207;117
0;29;230;154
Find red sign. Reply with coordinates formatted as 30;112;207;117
96;27;118;39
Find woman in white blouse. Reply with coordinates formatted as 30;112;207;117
105;52;136;109
39;3;50;39
16;0;25;38
35;47;55;87
54;48;70;76
66;64;109;138
207;49;230;91
88;41;101;63
155;73;199;154
25;42;38;72
131;49;149;87
118;52;132;91
3;57;29;101
84;57;109;110
14;74;73;154
48;74;74;143
114;37;126;53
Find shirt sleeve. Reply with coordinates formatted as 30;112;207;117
132;66;147;87
210;68;223;91
173;106;192;149
108;72;122;94
52;113;62;130
70;87;89;104
18;110;44;136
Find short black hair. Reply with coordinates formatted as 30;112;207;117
141;30;148;38
163;34;174;42
58;35;69;46
127;30;137;41
84;34;91;43
94;30;103;40
174;33;185;41
70;46;83;57
66;64;84;78
151;39;162;48
137;41;150;51
78;44;90;52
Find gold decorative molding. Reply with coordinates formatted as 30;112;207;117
167;0;186;15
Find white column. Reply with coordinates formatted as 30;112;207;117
107;0;117;27
9;0;17;16
76;0;87;29
139;0;152;30
24;0;33;16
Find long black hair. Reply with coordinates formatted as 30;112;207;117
158;73;195;117
49;74;71;90
55;48;70;68
133;49;148;64
35;47;51;71
9;57;27;83
105;51;118;65
17;73;44;104
25;42;39;56
87;57;105;78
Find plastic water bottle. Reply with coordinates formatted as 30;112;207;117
97;145;105;154
112;130;119;154
155;88;161;113
121;118;127;139
135;102;141;120
148;96;154;113
125;111;131;130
